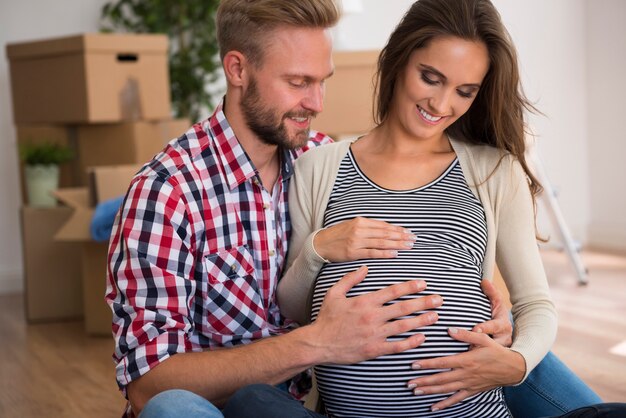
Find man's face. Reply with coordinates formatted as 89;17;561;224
241;27;334;150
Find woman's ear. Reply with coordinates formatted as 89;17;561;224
223;50;247;87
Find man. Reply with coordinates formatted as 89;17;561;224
106;0;600;417
106;1;443;416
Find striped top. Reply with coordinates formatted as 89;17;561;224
310;150;511;417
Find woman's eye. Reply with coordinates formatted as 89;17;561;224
420;73;438;85
457;89;475;99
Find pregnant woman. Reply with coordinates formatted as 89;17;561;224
275;0;556;416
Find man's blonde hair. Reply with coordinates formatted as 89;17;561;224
217;0;340;66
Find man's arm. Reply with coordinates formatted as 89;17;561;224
128;266;442;413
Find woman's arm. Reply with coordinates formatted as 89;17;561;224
496;155;558;373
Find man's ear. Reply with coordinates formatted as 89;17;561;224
223;50;247;87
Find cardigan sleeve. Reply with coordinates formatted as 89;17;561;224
277;156;326;325
495;156;558;380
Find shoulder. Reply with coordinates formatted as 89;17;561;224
288;130;334;160
295;138;353;169
450;136;520;181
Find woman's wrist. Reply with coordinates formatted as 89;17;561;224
311;229;330;263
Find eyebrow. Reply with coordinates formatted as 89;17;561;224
419;63;482;89
284;69;335;82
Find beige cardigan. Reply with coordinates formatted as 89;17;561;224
278;137;557;380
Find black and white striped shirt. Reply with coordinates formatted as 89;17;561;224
310;150;510;417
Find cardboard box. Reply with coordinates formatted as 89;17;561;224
7;33;171;124
16;118;188;191
312;50;379;137
55;165;140;335
75;118;189;185
20;206;83;322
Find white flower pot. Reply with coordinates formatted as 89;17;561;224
24;164;60;207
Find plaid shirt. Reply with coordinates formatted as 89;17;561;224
105;101;331;404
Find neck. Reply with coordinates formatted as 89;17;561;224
369;122;451;157
223;92;281;188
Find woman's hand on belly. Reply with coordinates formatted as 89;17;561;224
407;328;526;412
314;217;416;262
473;279;513;347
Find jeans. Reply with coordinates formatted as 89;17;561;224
223;384;624;418
505;351;603;418
138;351;603;417
223;384;326;418
138;389;224;418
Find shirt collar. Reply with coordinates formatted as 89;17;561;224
208;98;295;191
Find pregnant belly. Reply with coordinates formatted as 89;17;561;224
310;261;503;417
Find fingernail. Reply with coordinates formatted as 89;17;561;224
407;383;417;389
407;234;417;241
404;241;414;248
412;362;421;369
449;327;459;334
476;327;483;333
414;389;424;395
389;250;398;257
431;295;442;306
431;407;440;412
428;312;438;322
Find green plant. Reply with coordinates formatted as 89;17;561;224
19;142;74;166
100;0;222;123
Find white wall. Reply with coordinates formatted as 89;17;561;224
0;0;109;293
586;0;626;251
0;0;621;294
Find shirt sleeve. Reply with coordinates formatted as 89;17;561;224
495;156;558;380
105;173;196;392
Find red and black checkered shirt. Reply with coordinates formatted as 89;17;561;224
105;101;331;399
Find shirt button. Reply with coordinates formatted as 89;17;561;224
269;250;275;256
230;264;238;272
263;203;270;210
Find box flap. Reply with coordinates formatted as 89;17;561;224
53;188;90;209
88;164;140;205
53;164;138;242
7;33;168;60
52;188;93;240
54;208;94;241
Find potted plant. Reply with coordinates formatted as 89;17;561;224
100;0;222;123
20;142;73;207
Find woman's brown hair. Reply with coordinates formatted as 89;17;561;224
375;0;542;200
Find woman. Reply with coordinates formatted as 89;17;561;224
275;0;555;416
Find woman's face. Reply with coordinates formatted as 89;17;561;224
389;36;490;143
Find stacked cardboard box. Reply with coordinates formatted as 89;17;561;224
7;33;189;334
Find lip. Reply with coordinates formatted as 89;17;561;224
286;116;311;129
416;105;446;125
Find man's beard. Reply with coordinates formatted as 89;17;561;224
241;77;315;150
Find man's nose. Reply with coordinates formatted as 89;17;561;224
302;83;324;114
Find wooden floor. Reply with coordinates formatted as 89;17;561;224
0;249;624;417
544;249;626;402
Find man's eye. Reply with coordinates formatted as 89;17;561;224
290;80;306;88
